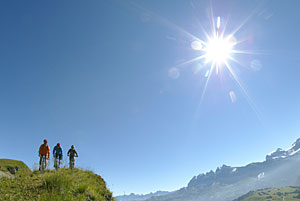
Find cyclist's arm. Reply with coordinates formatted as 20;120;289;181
39;146;42;157
47;147;50;159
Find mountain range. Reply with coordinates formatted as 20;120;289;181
115;191;170;201
116;138;300;201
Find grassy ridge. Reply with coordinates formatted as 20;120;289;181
0;159;31;177
0;159;114;201
234;186;300;201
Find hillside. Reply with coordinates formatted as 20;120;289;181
234;186;300;201
0;159;114;201
0;159;31;178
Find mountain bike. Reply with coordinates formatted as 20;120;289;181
53;155;60;170
69;156;78;170
39;155;48;172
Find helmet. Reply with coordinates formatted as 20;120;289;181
71;145;74;148
44;139;48;143
57;143;60;147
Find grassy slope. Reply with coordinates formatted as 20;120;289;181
234;186;300;201
0;159;114;201
0;159;31;177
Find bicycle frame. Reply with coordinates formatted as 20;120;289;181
54;155;60;170
40;155;47;171
69;158;75;170
69;156;77;170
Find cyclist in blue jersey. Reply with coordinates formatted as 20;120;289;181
53;143;63;168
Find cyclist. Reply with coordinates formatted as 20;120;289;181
67;145;78;169
53;143;63;169
39;139;50;170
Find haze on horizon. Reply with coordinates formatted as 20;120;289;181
0;0;299;196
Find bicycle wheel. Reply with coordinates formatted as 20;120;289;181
70;160;75;170
40;156;46;172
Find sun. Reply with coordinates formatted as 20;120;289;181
204;35;234;65
169;13;258;106
160;6;261;116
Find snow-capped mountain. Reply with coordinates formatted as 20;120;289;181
266;138;300;160
144;138;300;201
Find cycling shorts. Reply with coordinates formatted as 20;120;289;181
54;154;62;160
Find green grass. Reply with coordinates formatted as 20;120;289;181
0;159;115;201
234;186;300;201
0;159;31;177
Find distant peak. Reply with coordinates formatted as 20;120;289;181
292;138;300;147
266;137;300;161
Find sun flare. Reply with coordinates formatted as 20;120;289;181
178;14;258;107
204;35;234;65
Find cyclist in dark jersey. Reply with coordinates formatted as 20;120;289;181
67;145;78;169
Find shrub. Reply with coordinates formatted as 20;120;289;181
76;184;88;194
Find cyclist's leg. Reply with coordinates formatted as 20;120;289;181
39;156;42;170
59;154;62;166
44;155;48;168
69;157;74;169
54;154;57;168
43;155;46;169
40;155;46;170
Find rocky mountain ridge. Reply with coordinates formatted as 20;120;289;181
143;138;300;201
115;191;170;201
188;138;300;189
266;138;300;160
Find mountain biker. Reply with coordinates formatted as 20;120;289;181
53;143;63;168
67;145;78;169
39;139;50;170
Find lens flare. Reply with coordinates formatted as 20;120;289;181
131;3;262;119
204;36;234;64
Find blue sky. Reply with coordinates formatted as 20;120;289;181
0;0;300;196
